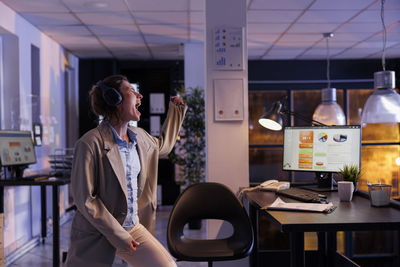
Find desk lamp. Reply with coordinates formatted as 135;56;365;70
361;0;400;125
258;100;326;131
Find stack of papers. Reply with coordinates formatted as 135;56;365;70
262;197;336;213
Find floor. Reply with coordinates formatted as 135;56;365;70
7;206;207;267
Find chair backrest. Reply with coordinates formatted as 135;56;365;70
167;182;254;261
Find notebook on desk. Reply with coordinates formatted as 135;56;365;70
276;187;327;203
23;174;50;181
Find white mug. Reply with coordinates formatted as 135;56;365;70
338;181;354;202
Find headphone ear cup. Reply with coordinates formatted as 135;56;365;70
97;81;122;107
102;87;122;107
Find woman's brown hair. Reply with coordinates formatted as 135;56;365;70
89;75;128;121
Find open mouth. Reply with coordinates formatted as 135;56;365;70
135;102;141;110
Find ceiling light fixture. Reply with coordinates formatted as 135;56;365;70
312;33;346;126
361;0;400;125
84;2;109;9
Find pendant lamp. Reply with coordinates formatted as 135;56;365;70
361;0;400;125
312;33;346;126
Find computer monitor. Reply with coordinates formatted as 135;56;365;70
283;125;361;190
0;131;36;167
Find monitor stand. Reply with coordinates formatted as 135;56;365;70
302;173;337;192
6;165;27;179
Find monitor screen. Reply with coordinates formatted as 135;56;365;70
283;126;361;173
0;131;36;166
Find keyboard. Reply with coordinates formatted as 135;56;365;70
276;187;327;203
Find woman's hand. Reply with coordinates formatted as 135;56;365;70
170;96;184;106
126;240;140;253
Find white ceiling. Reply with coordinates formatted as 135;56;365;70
2;0;400;60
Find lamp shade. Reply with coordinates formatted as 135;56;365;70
258;101;283;131
361;88;400;124
313;88;346;125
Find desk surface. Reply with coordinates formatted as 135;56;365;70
245;190;400;233
0;177;70;186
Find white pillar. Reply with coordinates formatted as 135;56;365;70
204;1;249;266
184;43;205;89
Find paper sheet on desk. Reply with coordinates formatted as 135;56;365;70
262;197;336;213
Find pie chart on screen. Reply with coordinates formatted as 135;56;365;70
318;132;328;142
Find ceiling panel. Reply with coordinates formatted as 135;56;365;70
1;0;69;12
298;10;360;23
312;40;358;49
88;24;140;36
248;23;290;34
134;11;188;24
140;24;188;36
126;0;188;11
368;0;400;9
250;0;314;10
336;48;382;59
330;32;376;42
100;35;145;48
63;0;127;12
20;12;81;26
248;48;267;58
2;0;399;60
145;34;188;45
310;0;376;10
351;10;400;24
52;35;102;47
248;10;303;23
248;33;281;46
336;22;384;33
287;23;339;34
278;33;321;43
301;47;346;57
38;25;92;37
73;49;113;58
76;12;135;25
111;47;151;58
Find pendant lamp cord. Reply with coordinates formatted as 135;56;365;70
326;35;331;89
381;0;386;71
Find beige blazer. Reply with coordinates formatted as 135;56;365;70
66;102;186;267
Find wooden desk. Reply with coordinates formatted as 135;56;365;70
244;190;400;267
0;177;70;267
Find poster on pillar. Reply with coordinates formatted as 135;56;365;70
214;27;244;70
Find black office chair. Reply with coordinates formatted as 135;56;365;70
167;182;254;267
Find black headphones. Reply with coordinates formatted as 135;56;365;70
96;80;122;107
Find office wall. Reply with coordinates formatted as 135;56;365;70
0;2;78;261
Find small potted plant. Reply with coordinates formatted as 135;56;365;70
339;164;361;191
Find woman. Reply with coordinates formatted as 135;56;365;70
66;75;187;267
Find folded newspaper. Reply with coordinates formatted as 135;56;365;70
262;197;336;213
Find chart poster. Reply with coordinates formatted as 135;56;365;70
214;27;244;70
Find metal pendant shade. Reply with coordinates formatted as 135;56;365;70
361;0;400;125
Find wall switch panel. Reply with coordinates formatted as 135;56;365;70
214;79;244;121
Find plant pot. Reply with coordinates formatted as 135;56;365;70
188;219;202;230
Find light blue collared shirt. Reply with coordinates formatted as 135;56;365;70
108;123;140;228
